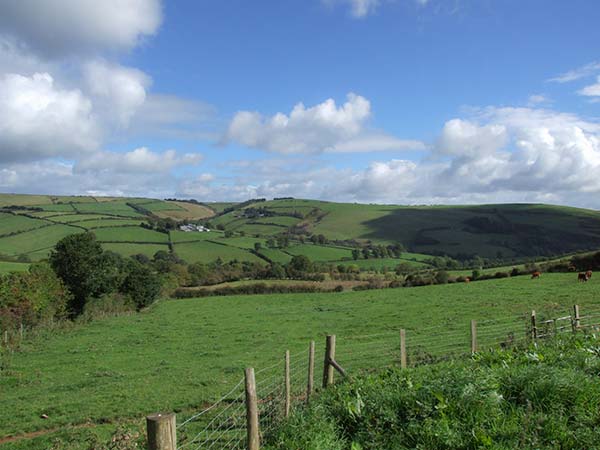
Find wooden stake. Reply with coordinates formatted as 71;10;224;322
284;350;290;418
470;320;477;354
400;329;407;369
306;341;315;404
573;305;580;332
322;335;336;388
245;367;260;450
531;310;537;341
146;413;176;450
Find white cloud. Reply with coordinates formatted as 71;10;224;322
437;119;508;158
225;93;423;154
527;94;551;106
83;59;150;127
0;72;99;163
75;147;202;174
322;0;380;18
548;61;600;83
578;76;600;97
0;0;162;57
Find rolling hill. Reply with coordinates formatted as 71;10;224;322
0;193;599;265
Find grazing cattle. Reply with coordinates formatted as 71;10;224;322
531;271;541;279
578;272;589;282
464;277;470;284
586;270;593;280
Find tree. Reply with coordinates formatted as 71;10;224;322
120;261;162;310
49;233;108;314
254;242;262;251
224;230;234;238
352;249;360;261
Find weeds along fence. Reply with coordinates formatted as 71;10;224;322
141;303;600;449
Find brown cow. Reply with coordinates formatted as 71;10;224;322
531;271;541;279
464;277;470;284
578;272;589;282
586;270;593;280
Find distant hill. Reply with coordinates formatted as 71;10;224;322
208;198;600;260
1;193;599;264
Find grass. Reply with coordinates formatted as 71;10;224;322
334;257;431;270
92;226;169;243
2;273;600;448
0;261;30;273
72;201;142;217
45;214;114;223
169;230;222;243
264;335;600;449
100;243;169;258
257;248;293;264
0;213;47;236
154;201;214;220
0;224;81;260
172;240;263;264
285;243;353;261
72;219;145;229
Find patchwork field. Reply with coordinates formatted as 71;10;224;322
0;224;81;260
172;240;264;264
2;273;599;448
92;226;169;243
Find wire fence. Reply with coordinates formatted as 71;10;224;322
145;303;600;449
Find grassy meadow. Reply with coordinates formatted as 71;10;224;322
1;273;599;448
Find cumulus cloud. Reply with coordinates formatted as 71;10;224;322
0;72;99;163
0;0;162;57
225;93;423;154
83;59;150;127
548;61;600;83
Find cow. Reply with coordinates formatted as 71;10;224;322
586;270;593;280
464;277;470;284
531;271;541;279
578;272;589;282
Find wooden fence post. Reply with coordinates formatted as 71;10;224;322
322;335;336;388
146;413;176;450
306;341;315;404
400;329;407;369
531;310;537;341
573;305;580;332
245;367;260;450
284;350;290;418
470;320;477;354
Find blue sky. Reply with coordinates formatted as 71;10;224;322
1;0;600;206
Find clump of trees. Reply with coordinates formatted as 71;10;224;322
49;233;162;316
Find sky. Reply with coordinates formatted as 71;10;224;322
1;0;600;207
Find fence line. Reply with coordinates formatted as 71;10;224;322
147;303;600;450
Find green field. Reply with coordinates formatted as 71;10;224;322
0;261;30;273
45;214;113;223
92;226;169;243
1;274;599;448
169;230;222;243
0;213;47;236
0;224;81;260
285;243;354;261
30;203;76;212
72;201;143;217
172;240;263;264
72;219;145;229
334;256;431;270
101;243;169;258
257;248;293;264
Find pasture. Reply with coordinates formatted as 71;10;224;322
1;273;599;448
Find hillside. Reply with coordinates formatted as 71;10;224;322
1;193;600;267
1;273;599;448
209;198;600;259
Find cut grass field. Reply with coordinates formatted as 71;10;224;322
100;243;169;258
1;273;599;448
92;226;169;243
285;243;354;261
172;240;264;264
0;213;47;236
0;261;30;273
334;256;431;270
0;224;82;260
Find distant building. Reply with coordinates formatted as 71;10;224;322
179;224;210;232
